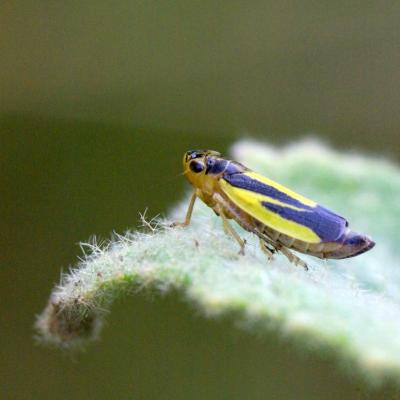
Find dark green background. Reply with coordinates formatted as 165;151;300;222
1;2;399;399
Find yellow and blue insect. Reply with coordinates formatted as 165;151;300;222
176;149;375;269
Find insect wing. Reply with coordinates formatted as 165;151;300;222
220;171;347;244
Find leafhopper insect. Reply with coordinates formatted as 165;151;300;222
176;150;375;269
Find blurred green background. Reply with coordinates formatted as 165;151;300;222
1;2;399;399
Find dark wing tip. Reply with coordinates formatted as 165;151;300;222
328;232;375;259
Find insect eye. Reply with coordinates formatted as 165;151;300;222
189;161;204;173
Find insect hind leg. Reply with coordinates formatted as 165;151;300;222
257;231;308;270
259;239;276;261
217;205;247;255
279;246;309;271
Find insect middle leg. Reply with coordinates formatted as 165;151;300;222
216;205;246;255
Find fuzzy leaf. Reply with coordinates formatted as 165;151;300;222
35;139;400;387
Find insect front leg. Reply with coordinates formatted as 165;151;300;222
216;205;246;255
172;190;197;227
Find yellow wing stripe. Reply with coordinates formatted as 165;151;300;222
245;171;317;207
219;179;321;243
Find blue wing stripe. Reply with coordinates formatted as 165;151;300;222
262;202;347;242
223;173;311;209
